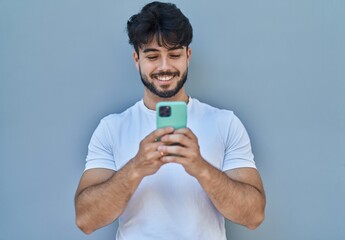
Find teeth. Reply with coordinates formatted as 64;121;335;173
157;75;174;81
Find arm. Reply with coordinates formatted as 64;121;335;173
75;167;140;234
75;127;175;234
197;165;265;229
158;128;266;229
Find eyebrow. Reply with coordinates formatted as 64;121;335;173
142;46;184;53
168;46;184;51
142;48;159;53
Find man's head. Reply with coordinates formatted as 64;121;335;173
127;1;193;56
127;2;193;99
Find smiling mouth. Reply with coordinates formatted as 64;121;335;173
151;72;179;81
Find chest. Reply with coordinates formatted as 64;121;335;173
113;113;226;170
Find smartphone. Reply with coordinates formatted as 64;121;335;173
156;101;187;130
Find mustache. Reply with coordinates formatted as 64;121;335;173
151;71;180;78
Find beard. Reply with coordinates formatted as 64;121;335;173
139;67;188;98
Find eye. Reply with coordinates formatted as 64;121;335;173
170;54;181;59
146;55;158;60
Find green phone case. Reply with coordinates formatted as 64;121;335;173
156;101;187;129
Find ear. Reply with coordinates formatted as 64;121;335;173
133;51;140;70
186;47;192;66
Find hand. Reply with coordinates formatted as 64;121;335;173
130;127;175;179
157;128;207;177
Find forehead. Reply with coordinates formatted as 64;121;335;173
140;39;186;53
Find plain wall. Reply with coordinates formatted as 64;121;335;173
1;0;344;239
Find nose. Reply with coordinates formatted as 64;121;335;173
158;56;172;71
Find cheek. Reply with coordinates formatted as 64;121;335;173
177;62;189;72
139;60;155;72
139;65;155;78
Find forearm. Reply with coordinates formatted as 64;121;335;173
75;161;142;234
197;162;265;229
75;127;172;234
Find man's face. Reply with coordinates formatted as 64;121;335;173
133;40;192;98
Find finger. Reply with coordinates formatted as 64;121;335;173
136;150;167;170
139;139;163;152
173;128;197;140
160;133;188;146
160;155;174;163
160;154;184;164
161;129;199;147
157;145;186;158
146;148;166;160
144;127;175;143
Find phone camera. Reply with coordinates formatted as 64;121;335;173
159;106;171;117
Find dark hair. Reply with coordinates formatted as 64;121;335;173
127;1;193;55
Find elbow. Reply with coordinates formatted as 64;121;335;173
76;215;95;235
246;211;265;230
75;211;118;235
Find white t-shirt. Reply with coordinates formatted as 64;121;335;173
85;98;256;240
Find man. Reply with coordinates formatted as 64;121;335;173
75;2;265;239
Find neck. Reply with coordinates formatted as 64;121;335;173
143;89;189;110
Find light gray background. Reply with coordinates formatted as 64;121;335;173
1;0;344;239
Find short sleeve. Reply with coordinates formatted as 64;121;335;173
222;114;256;171
85;119;116;171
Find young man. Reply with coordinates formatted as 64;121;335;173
75;2;265;239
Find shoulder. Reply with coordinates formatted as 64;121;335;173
99;100;142;126
190;98;246;136
190;98;236;120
